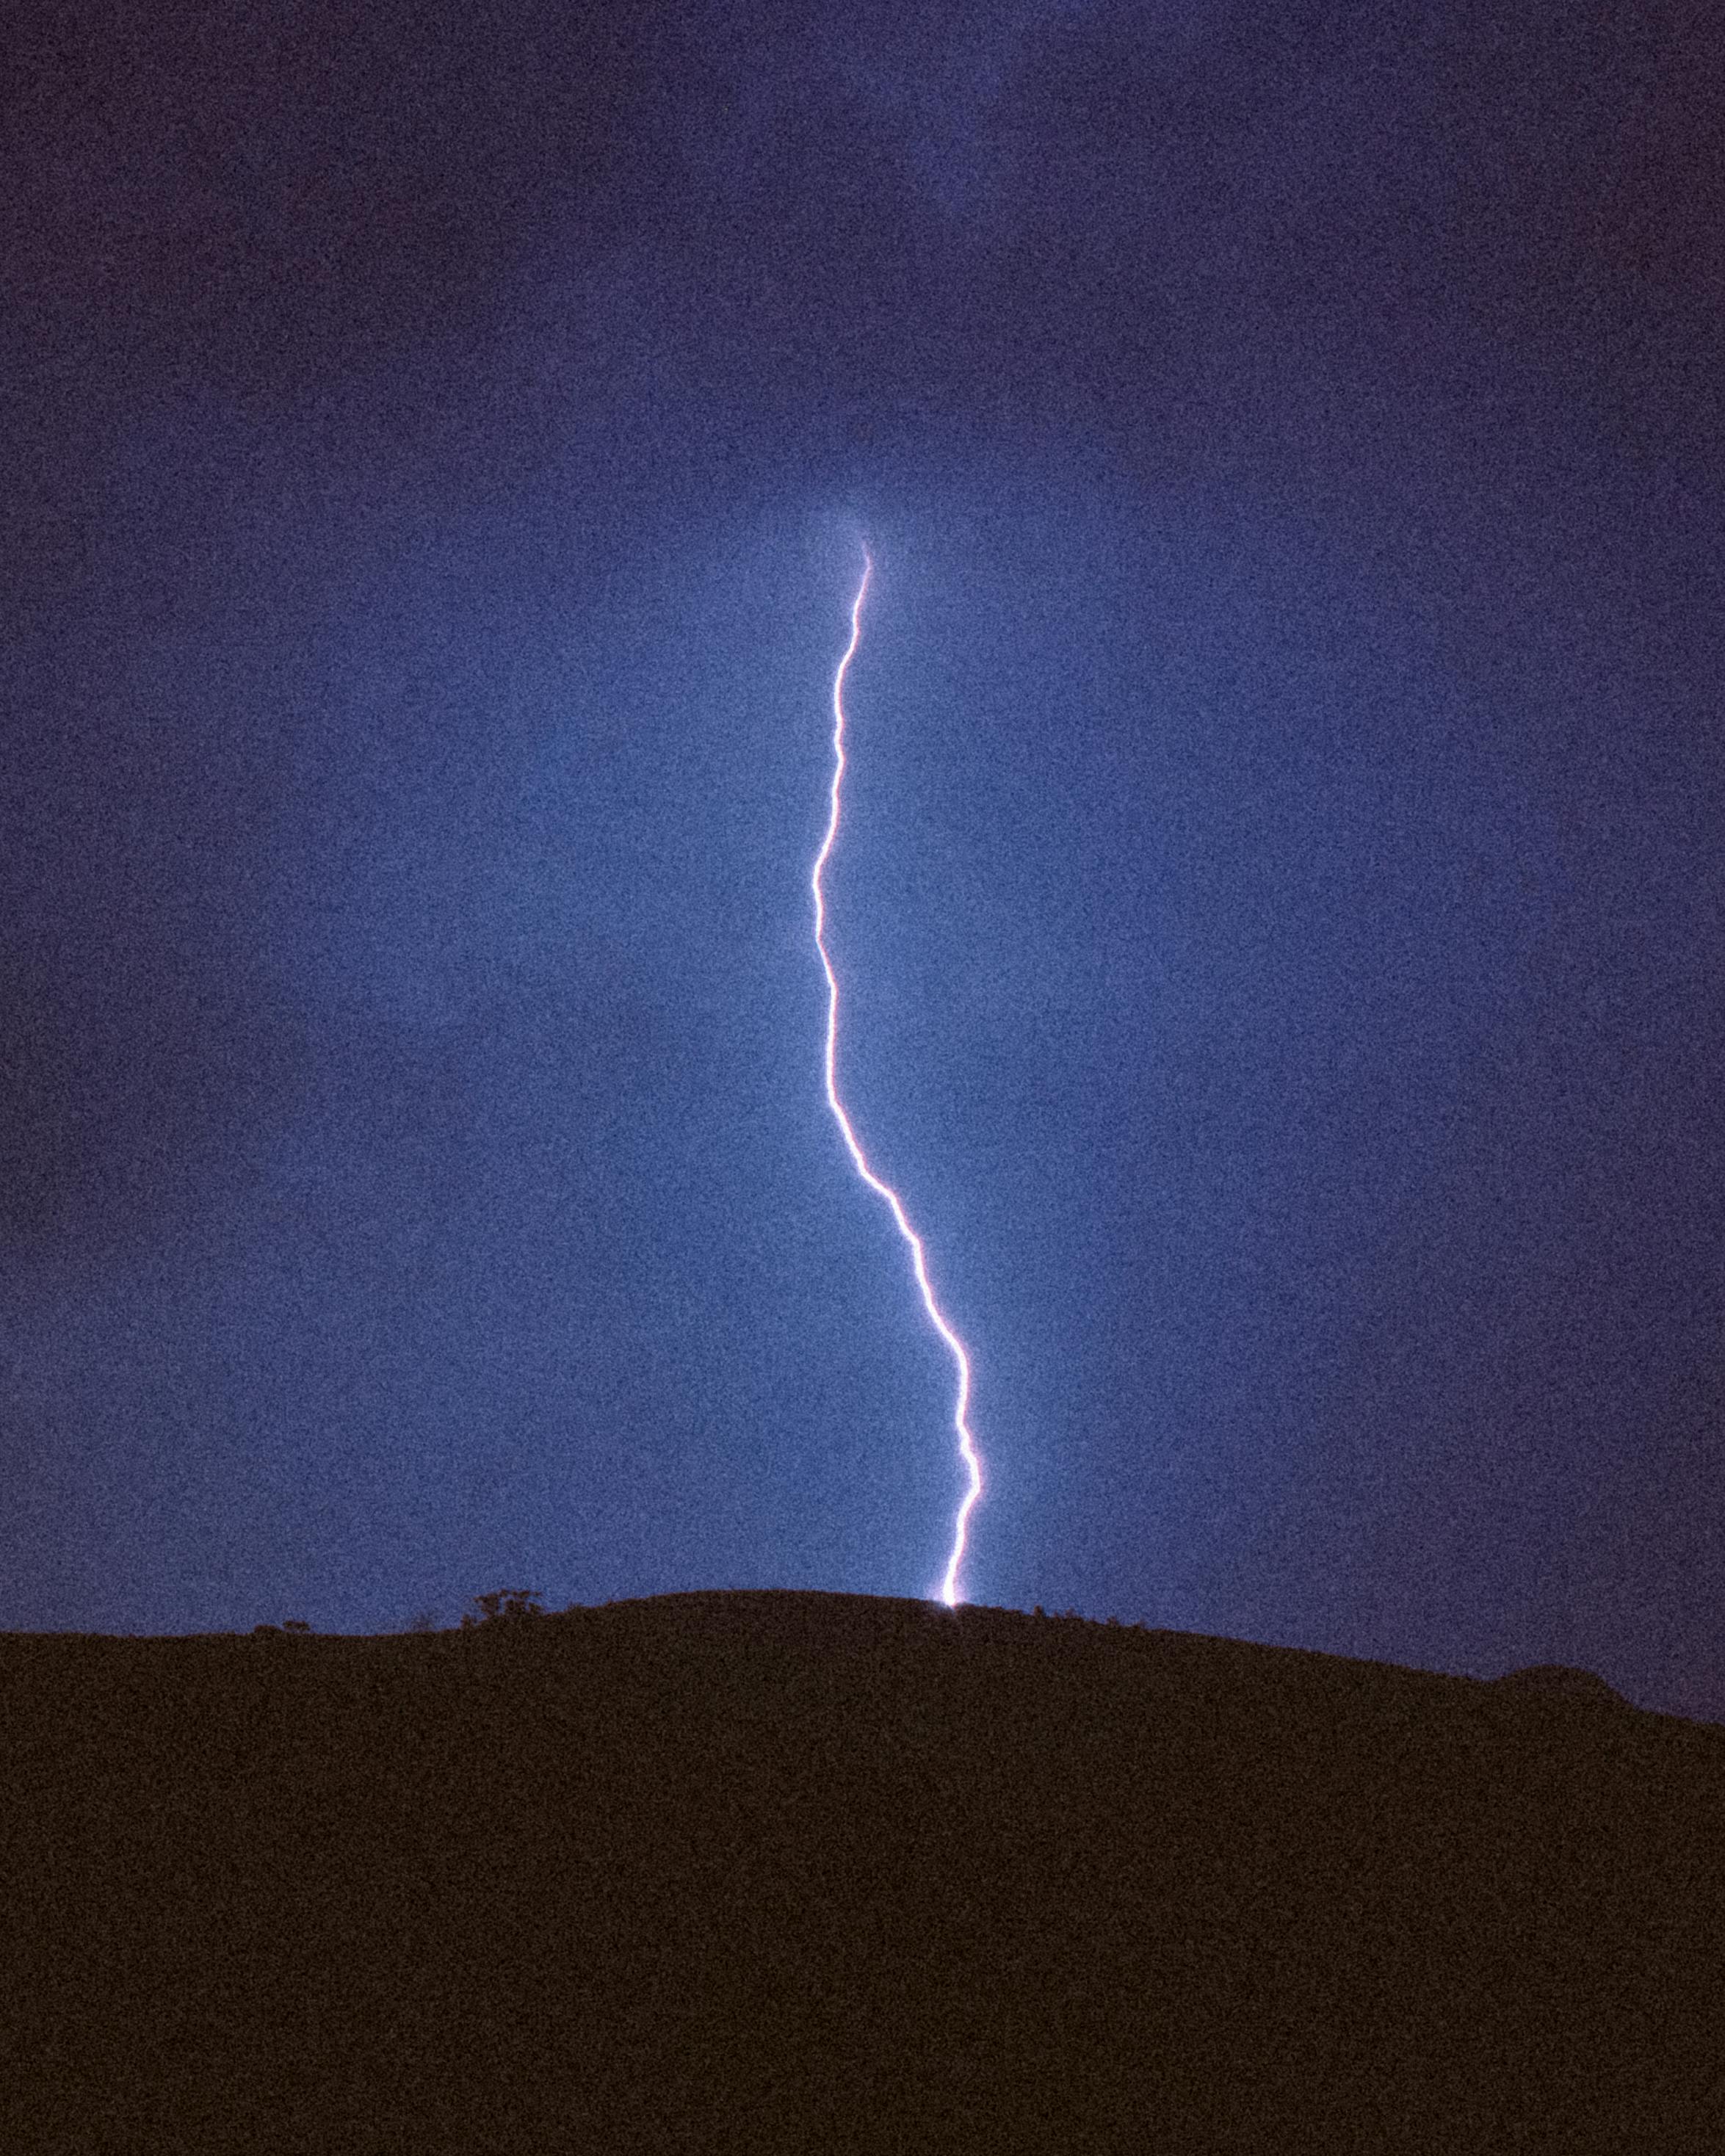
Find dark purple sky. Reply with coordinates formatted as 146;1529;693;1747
4;0;1722;1718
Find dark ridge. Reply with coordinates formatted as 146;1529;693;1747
3;1590;1719;2152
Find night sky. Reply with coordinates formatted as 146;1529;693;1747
5;1;1722;1718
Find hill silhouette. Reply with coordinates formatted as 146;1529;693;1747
3;1590;1720;2151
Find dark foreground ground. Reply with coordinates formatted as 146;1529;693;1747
3;1591;1721;2152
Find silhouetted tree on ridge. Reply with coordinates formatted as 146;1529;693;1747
459;1588;546;1628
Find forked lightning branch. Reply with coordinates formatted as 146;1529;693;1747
809;550;985;1607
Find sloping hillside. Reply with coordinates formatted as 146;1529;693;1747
3;1591;1720;2152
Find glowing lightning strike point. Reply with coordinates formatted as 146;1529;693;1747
811;549;984;1609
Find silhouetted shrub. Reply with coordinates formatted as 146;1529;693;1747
1497;1663;1628;1704
459;1588;546;1628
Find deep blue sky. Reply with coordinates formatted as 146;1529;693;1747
4;0;1722;1717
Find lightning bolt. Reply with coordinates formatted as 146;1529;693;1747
811;549;984;1608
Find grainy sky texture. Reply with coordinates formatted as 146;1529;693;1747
4;0;1722;1717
